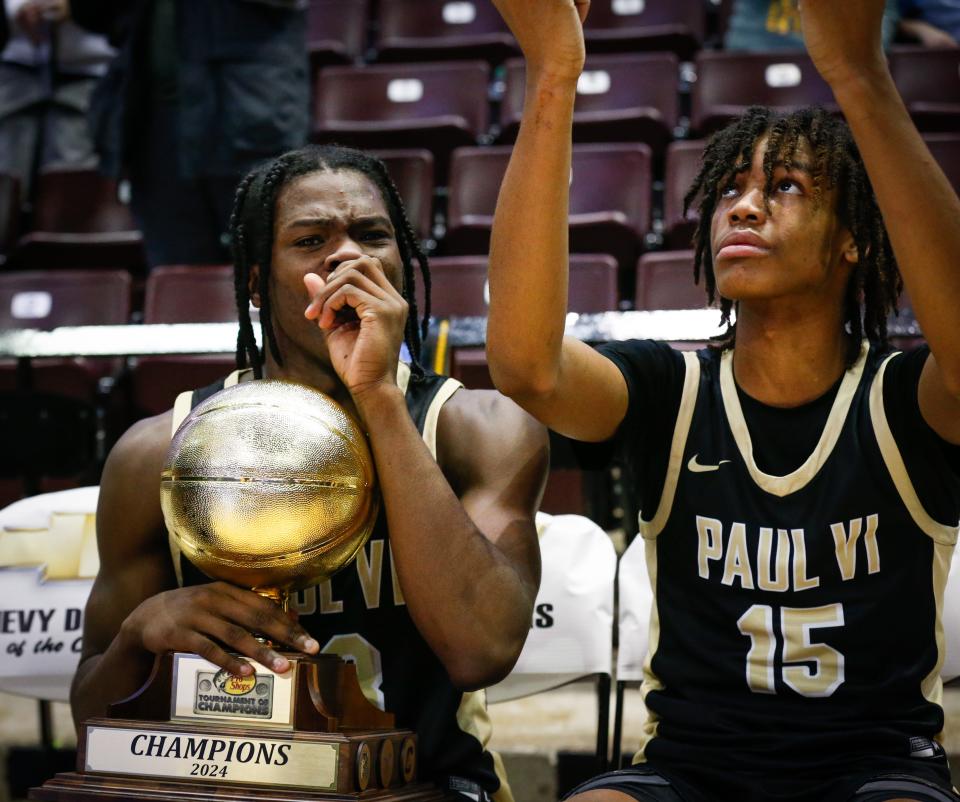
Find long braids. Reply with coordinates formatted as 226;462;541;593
229;170;261;375
684;106;899;365
228;145;432;380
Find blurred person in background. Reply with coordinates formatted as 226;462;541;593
725;0;901;50
70;0;309;269
0;0;114;205
898;0;960;46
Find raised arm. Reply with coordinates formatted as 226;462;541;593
305;257;548;689
353;387;548;690
800;0;960;445
485;0;628;442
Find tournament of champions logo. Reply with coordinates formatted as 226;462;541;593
193;668;274;718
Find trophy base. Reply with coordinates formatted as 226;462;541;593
29;772;452;801
32;653;450;800
45;716;427;796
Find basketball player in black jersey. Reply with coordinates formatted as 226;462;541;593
70;145;548;800
488;1;960;801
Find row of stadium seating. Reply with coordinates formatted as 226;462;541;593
4;131;960;286
0;254;714;514
0;253;704;338
306;0;728;67
311;48;960;165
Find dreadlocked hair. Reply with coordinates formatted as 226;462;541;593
683;106;900;366
229;144;432;380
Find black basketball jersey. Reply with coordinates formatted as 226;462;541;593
614;342;960;802
168;365;512;801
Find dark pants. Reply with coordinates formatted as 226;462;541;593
564;767;960;802
129;100;239;269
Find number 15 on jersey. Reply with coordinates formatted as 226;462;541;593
737;603;845;697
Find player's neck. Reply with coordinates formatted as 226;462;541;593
732;302;851;408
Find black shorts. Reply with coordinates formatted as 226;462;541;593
562;767;960;802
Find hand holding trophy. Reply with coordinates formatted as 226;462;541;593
33;381;442;801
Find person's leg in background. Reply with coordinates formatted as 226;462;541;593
128;101;233;269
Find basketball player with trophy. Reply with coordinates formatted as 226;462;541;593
62;146;549;802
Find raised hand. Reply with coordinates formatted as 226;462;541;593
303;258;407;402
121;582;319;677
492;0;590;81
798;0;888;87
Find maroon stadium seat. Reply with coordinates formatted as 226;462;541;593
423;256;488;317
924;133;960;194
0;270;131;483
132;265;237;416
307;0;369;68
567;254;621;313
12;167;145;271
0;269;131;400
372;149;435;241
449;347;492;390
499;53;679;155
691;51;834;135
663;140;706;250
889;47;960;132
634;250;709;311
376;0;518;63
142;265;237;324
582;0;706;59
424;254;619;317
0;172;20;265
446;144;652;278
312;61;490;180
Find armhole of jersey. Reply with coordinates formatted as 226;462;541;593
171;391;194;438
422;378;462;459
170;370;246;436
639;351;700;539
455;689;513;802
869;352;959;546
168;369;247;586
397;362;411;395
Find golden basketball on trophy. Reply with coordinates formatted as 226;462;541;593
32;381;442;802
161;380;381;604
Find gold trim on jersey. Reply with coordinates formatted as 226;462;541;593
633;537;663;763
171;369;248;436
424;378;462;459
397;362;412;395
719;341;869;497
869;353;960;545
922;540;952;729
455;690;513;802
639;351;701;539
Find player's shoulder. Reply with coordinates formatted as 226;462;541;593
102;410;174;489
441;386;546;444
96;411;174;558
598;338;699;380
436;386;548;476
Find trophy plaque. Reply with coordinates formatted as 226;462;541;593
32;381;448;801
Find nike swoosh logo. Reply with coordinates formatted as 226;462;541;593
687;455;731;473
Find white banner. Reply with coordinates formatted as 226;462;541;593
0;565;92;700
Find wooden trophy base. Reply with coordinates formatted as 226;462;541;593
31;653;453;801
29;772;451;801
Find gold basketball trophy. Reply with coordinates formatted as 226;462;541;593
32;382;446;801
